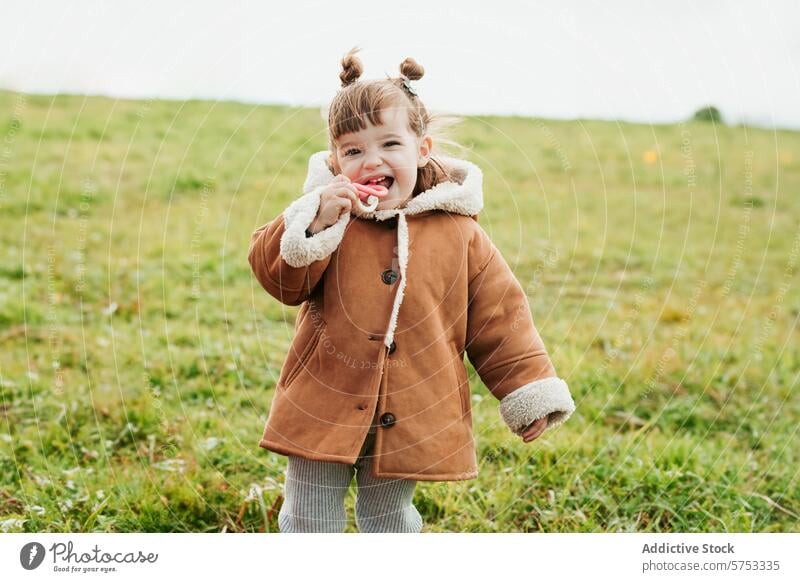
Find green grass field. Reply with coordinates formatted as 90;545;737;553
0;89;798;532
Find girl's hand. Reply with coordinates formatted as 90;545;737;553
308;175;364;234
520;416;548;443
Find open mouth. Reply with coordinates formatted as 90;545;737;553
361;176;394;189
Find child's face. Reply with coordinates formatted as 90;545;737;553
333;107;432;211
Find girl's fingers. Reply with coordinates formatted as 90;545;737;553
344;184;360;198
323;182;369;218
522;417;548;440
321;188;359;220
523;428;545;442
527;417;547;431
335;197;351;217
331;184;357;198
324;186;354;205
336;187;363;212
522;426;538;439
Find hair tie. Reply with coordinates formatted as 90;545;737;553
399;74;418;97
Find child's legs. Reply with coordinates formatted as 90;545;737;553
354;432;423;533
279;454;355;533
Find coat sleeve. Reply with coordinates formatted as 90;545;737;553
247;183;350;306
465;229;575;436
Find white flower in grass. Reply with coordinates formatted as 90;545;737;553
201;437;220;451
1;518;26;532
154;459;186;473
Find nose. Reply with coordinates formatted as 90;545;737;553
362;145;383;169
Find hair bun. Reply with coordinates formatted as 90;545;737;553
340;47;364;87
399;57;424;81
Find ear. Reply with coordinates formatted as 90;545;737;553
417;134;432;167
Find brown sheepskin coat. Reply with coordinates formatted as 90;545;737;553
247;151;575;481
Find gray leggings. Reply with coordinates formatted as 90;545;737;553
278;430;423;533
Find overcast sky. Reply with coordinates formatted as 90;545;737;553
2;0;799;129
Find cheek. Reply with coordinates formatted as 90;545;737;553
338;163;356;179
334;156;352;176
398;168;417;186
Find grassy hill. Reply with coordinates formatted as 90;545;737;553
0;89;798;532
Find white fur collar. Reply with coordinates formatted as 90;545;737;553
302;150;484;220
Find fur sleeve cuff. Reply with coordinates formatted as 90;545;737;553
498;377;575;435
279;185;350;268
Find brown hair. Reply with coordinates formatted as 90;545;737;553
324;47;469;196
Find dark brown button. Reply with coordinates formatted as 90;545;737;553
381;269;399;285
380;412;396;428
388;341;396;354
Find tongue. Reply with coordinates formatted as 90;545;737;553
354;181;389;200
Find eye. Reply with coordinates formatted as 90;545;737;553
384;141;400;147
344;148;360;156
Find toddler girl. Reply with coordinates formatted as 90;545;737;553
247;47;576;533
